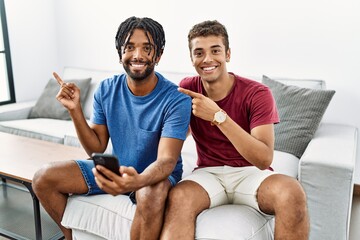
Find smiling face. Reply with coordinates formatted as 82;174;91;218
121;29;160;82
190;35;231;83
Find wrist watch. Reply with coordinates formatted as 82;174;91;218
212;109;227;126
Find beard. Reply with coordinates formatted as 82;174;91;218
123;60;155;81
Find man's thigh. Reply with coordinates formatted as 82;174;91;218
182;167;229;208
231;167;275;214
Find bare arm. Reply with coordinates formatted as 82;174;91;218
217;119;274;170
138;137;183;186
54;72;109;156
178;87;274;170
93;137;184;195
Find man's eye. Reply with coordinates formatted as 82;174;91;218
144;46;152;52
194;52;203;57
123;45;134;51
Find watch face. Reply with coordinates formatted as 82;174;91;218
215;111;226;123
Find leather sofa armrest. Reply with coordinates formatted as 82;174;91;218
299;123;358;240
0;100;36;121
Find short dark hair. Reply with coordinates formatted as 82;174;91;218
115;16;165;62
188;20;229;52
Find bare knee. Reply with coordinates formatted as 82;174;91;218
167;180;210;216
136;180;171;214
278;179;307;213
281;181;308;221
32;160;85;196
258;175;309;239
258;175;308;217
168;182;192;206
32;163;58;195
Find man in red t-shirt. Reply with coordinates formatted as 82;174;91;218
160;20;309;240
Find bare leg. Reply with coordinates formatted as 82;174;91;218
257;174;309;240
130;179;171;240
160;180;210;240
32;161;88;240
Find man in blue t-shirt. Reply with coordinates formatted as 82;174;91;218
32;16;191;240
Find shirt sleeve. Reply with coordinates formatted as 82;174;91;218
249;86;280;130
161;91;192;141
90;82;107;125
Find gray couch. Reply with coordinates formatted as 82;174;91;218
0;67;357;240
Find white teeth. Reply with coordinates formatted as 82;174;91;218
132;64;144;68
203;66;216;71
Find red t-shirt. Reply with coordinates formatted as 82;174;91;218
179;73;279;168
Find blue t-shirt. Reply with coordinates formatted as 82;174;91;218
91;72;191;180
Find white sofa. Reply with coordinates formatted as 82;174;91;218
0;67;358;240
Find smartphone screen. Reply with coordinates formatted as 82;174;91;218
92;153;121;179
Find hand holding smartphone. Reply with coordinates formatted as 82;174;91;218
92;153;121;179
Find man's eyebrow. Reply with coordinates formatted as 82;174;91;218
124;41;153;46
193;47;203;52
193;45;222;51
122;41;133;47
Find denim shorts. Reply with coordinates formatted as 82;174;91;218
75;159;179;196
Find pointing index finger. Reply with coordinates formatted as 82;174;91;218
53;72;64;86
178;87;203;98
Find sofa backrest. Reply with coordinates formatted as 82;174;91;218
63;67;120;119
62;67;327;120
250;76;326;90
271;77;326;90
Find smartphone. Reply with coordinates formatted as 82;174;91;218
92;153;121;179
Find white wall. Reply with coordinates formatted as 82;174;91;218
5;0;360;181
5;0;58;102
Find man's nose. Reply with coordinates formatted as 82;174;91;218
203;53;213;63
133;47;144;59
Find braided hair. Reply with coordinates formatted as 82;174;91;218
115;16;165;63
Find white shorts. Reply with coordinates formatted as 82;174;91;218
182;166;276;214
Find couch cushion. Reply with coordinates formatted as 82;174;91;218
0;101;36;121
0;118;77;144
62;195;136;240
63;195;274;240
29;78;92;120
64;134;112;153
180;134;198;178
271;77;326;90
196;205;274;240
263;75;335;158
271;150;299;178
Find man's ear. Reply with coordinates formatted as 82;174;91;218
154;56;161;65
155;49;163;63
226;48;231;62
190;53;195;65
